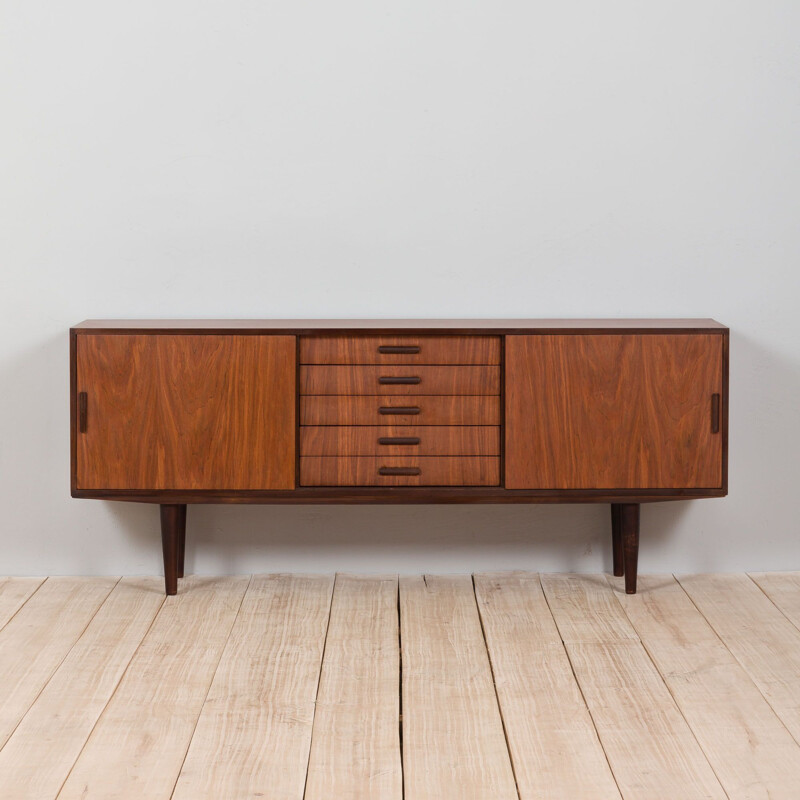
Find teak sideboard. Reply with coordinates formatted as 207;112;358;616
70;319;729;595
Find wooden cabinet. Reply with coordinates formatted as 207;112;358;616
70;319;728;596
505;334;724;490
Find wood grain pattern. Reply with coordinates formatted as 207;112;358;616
305;575;402;800
506;334;724;489
474;573;621;800
300;395;501;426
0;577;118;750
678;574;800;745
172;575;333;800
0;578;164;800
57;576;249;800
749;572;800;629
541;574;727;800
300;335;501;364
0;577;43;632
614;575;800;800
300;365;500;396
400;575;518;800
76;334;295;491
300;426;500;456
300;456;500;486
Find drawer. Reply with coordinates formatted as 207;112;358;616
300;335;501;365
300;396;502;426
300;426;501;456
300;456;500;486
300;365;500;396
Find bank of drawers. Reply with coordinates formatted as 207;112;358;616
299;335;501;486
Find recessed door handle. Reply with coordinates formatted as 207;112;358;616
711;393;721;433
379;466;421;476
379;406;421;415
379;376;421;385
378;436;421;445
378;345;420;354
78;392;88;433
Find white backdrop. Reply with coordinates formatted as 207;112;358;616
1;1;798;576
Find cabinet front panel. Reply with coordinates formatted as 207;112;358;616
300;426;501;456
76;334;295;490
300;395;502;426
300;365;500;395
300;335;501;365
505;334;724;489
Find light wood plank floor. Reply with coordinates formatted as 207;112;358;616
0;573;799;799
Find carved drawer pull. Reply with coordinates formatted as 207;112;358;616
378;345;420;354
378;376;421;385
379;406;421;415
378;436;421;445
378;466;421;476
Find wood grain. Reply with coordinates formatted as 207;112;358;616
541;574;726;800
615;574;800;799
749;572;800;629
0;577;44;632
300;395;501;426
172;575;333;800
505;334;724;489
300;456;500;486
76;334;295;491
0;578;164;800
57;576;249;800
300;365;500;395
474;573;621;800
678;573;800;745
300;426;501;456
400;575;518;800
0;577;117;751
305;575;402;800
300;335;501;364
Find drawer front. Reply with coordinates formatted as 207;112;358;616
300;335;500;365
300;396;502;426
300;456;500;486
300;365;500;396
300;426;501;456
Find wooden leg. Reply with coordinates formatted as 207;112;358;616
160;504;185;596
610;503;624;577
620;503;640;594
176;505;187;580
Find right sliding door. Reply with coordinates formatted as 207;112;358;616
504;334;724;489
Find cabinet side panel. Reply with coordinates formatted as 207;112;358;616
76;334;295;490
505;334;724;490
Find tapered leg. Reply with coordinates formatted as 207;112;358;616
620;503;640;594
160;504;186;596
176;505;187;579
610;503;624;577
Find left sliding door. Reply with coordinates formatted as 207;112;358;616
75;334;296;490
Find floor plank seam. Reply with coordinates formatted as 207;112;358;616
538;574;625;800
397;575;405;800
676;573;800;751
0;577;47;637
609;576;732;800
0;577;121;762
167;574;253;800
745;572;800;634
471;574;521;800
52;579;167;799
300;572;337;800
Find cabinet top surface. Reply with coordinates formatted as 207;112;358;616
73;318;728;334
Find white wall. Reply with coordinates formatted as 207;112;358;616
1;1;798;577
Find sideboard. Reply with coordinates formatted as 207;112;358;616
70;319;729;595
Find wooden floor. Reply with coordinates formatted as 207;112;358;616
1;573;800;798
